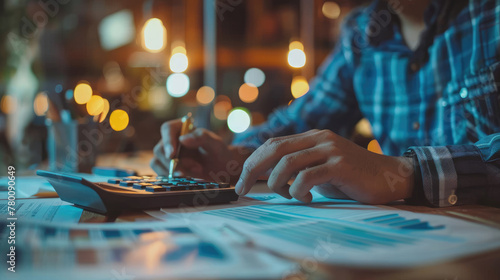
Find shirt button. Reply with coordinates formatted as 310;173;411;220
412;122;420;130
448;194;458;205
410;63;419;72
459;87;468;98
440;99;447;107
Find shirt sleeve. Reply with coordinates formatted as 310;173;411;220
232;17;363;150
404;133;500;207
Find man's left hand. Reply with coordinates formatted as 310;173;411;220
234;130;415;204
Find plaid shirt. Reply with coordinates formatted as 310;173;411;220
233;0;500;207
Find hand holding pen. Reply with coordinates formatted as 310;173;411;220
151;113;252;183
169;113;195;178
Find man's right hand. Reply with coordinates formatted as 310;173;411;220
150;119;251;184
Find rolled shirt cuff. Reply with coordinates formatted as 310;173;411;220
405;146;459;207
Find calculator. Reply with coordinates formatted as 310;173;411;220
36;170;239;214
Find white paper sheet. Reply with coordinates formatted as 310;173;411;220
0;174;114;198
158;192;500;268
0;219;293;280
0;198;83;223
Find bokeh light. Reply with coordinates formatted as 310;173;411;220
287;49;306;68
109;109;129;131
322;2;341;20
244;68;266;87
33;92;49;116
227;108;251;133
355;118;373;137
65;89;74;100
86;95;104;116
291;76;309;98
238;83;259;103
213;95;232;120
0;96;16;114
166;73;190;97
103;61;125;92
99;98;110;123
172;45;187;55
289;41;304;51
169;53;188;73
74;82;93;104
196;86;215;105
55;84;63;93
125;126;136;137
142;18;166;53
367;139;383;154
148;86;171;110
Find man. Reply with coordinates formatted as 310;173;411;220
151;0;500;207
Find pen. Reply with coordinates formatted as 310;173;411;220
169;113;195;179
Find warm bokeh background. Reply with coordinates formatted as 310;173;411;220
0;0;377;173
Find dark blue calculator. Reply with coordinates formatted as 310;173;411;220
37;170;239;214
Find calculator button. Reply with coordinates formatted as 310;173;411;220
108;179;121;184
192;178;207;182
165;185;187;191
145;185;167;192
121;178;134;181
133;183;152;189
126;176;143;180
186;184;204;190
218;183;230;188
141;179;158;183
204;183;219;189
155;182;174;186
120;181;137;187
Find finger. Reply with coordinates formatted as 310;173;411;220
235;131;320;196
150;158;169;176
267;147;328;199
153;141;171;170
173;170;185;177
268;184;292;199
289;162;336;203
179;128;224;155
161;119;183;159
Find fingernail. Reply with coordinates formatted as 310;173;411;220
235;178;244;195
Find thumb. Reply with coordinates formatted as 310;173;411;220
179;128;225;155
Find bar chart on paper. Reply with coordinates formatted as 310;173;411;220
361;213;445;230
202;203;500;267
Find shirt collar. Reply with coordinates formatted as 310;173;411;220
366;0;445;47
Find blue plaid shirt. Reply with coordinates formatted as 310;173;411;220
234;0;500;207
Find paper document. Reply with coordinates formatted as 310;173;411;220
159;192;500;268
0;198;83;223
0;219;293;280
0;173;114;198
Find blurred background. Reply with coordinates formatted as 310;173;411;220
0;0;376;174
